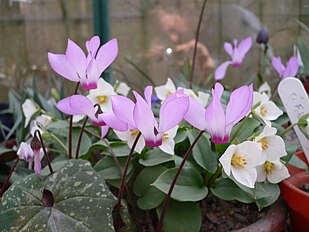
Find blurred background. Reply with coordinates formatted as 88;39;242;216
0;0;309;101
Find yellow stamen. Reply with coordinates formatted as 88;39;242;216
130;130;139;136
264;161;274;175
258;138;268;150
97;95;107;104
260;107;267;117
231;154;247;168
166;91;173;97
162;133;169;141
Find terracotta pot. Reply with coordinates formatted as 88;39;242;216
236;200;287;232
280;151;309;232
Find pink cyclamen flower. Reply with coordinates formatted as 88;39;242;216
185;83;253;144
271;56;298;79
17;142;43;175
109;86;189;147
48;36;118;91
215;37;253;80
56;95;127;137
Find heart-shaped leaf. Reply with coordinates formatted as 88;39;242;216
0;160;116;232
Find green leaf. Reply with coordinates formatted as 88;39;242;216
102;141;131;157
68;128;92;157
230;118;261;142
211;178;255;203
281;143;299;164
139;148;174;166
156;200;201;232
0;160;116;232
137;187;165;210
288;155;309;172
255;183;280;210
133;166;167;197
153;167;208;202
95;156;133;180
188;130;218;173
174;127;189;144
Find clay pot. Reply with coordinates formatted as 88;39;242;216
280;151;309;232
236;200;287;232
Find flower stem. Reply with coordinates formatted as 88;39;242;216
156;130;204;232
0;158;19;198
35;130;53;174
68;82;80;159
280;122;298;138
189;0;208;89
75;116;89;159
116;132;141;211
50;134;69;154
229;114;250;143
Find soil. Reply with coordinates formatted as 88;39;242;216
121;194;267;232
299;183;309;193
200;194;265;232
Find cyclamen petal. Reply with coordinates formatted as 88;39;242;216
111;95;135;127
96;38;119;75
184;96;207;130
86;36;100;57
283;56;298;78
214;61;232;81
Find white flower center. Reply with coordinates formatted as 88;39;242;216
130;130;139;136
264;161;274;174
231;154;247;168
162;133;169;141
258;138;268;150
97;95;107;104
260;107;267;117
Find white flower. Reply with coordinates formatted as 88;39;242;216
115;81;131;96
254;126;287;164
114;129;146;153
87;78;117;112
17;142;34;160
159;126;178;155
30;114;52;136
258;82;271;98
154;78;176;101
256;159;290;184
22;99;39;128
181;88;210;107
219;141;262;188
155;78;209;107
253;92;283;126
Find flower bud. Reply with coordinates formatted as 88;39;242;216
31;134;41;152
256;27;269;45
298;113;309;139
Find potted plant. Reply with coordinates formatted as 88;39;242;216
0;2;306;231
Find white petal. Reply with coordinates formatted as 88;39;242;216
35;114;52;128
17;142;34;160
22;99;38;127
128;133;145;153
115;81;131;96
232;167;257;188
236;141;261;169
267;160;290;183
263;135;287;161
159;137;175;155
219;144;236;176
154;78;176;101
258;82;271;98
72;115;85;123
256;164;267;182
114;130;131;141
165;125;178;139
197;91;210;107
260;101;283;121
255;126;277;141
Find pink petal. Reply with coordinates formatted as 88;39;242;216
34;150;42;175
144;86;153;105
101;125;110;138
271;57;284;77
96;38;118;75
111;95;135;127
86;36;100;57
48;53;79;82
205;85;226;143
65;39;87;81
101;112;128;131
184;97;207;130
214;61;232;80
226;84;253;126
133;91;157;146
283;56;298;78
236;36;252;61
224;42;233;57
158;95;189;132
81;58;99;91
56;95;96;120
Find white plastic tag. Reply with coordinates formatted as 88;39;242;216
278;77;309;161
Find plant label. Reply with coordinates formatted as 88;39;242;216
278;77;309;161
